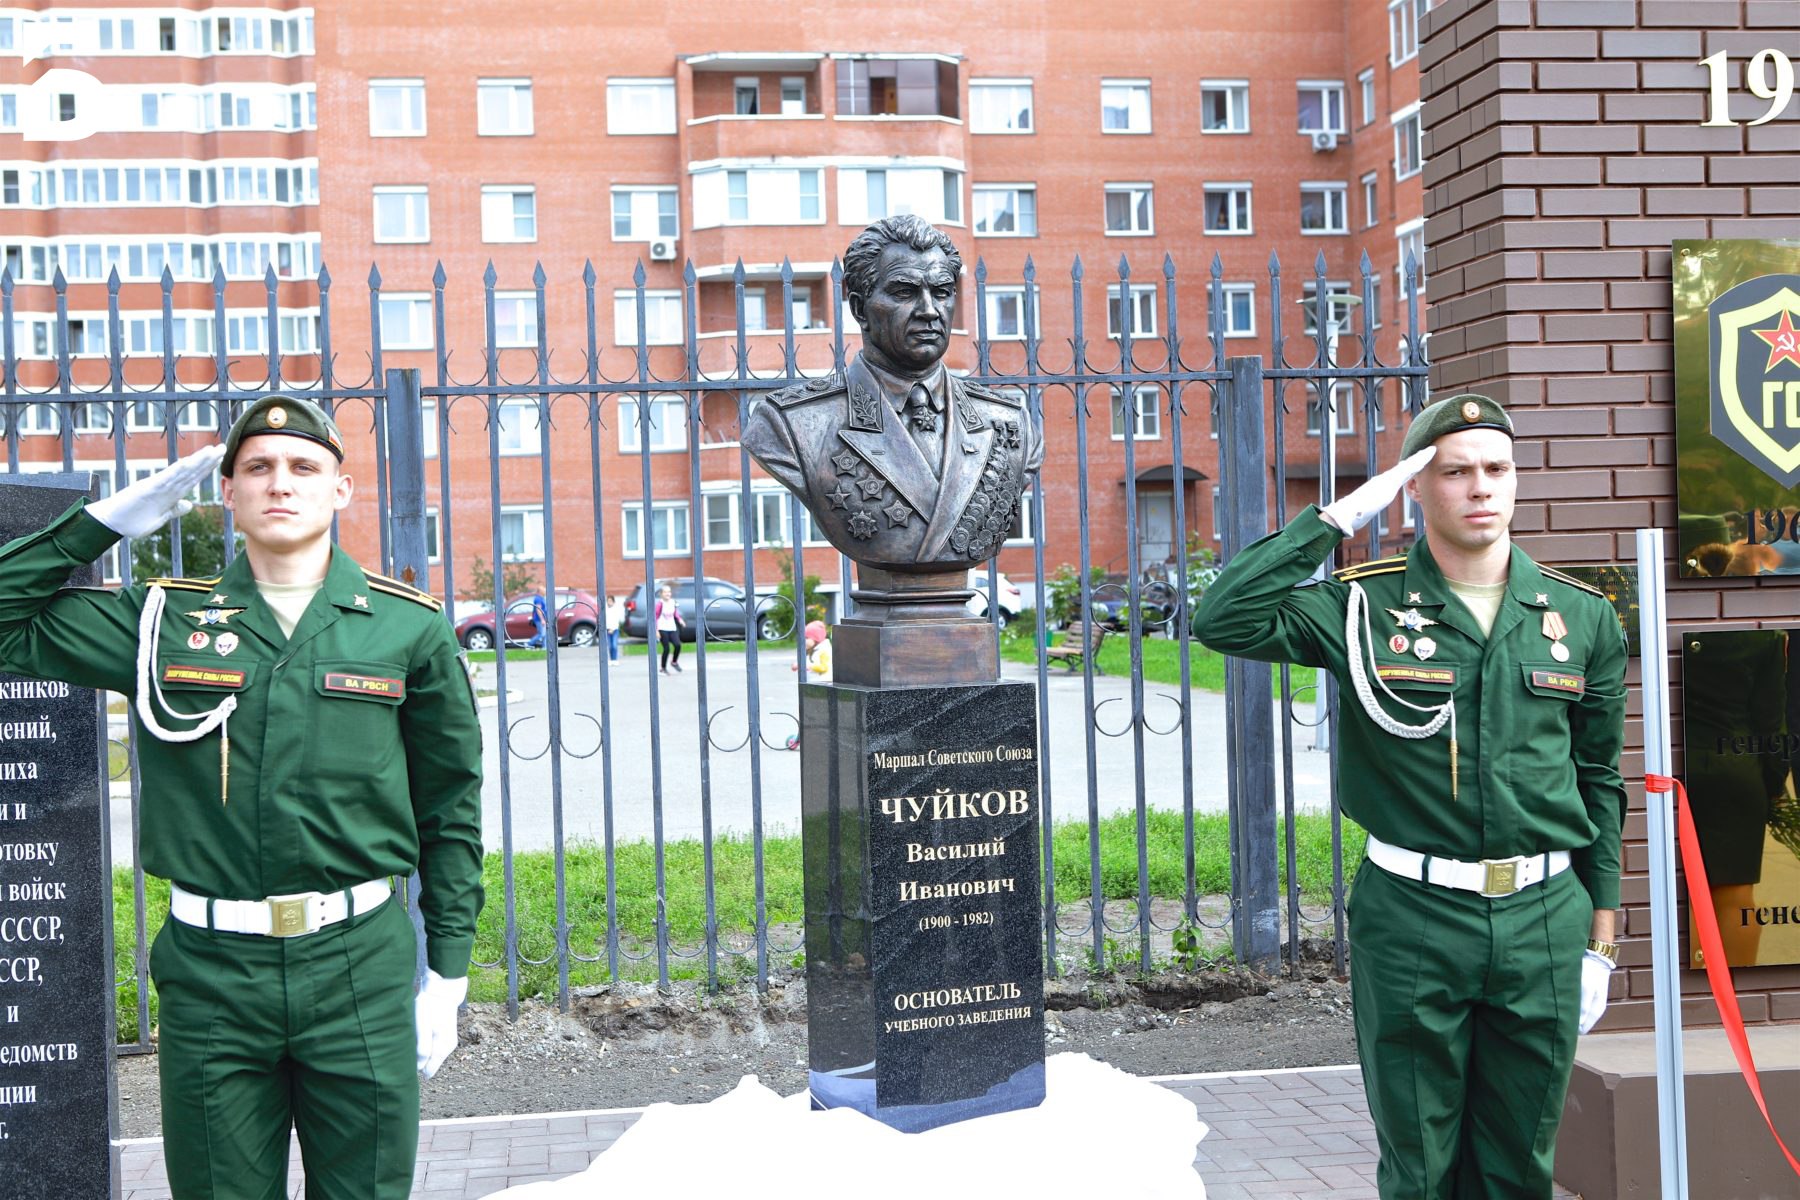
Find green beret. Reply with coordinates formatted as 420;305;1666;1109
222;396;344;476
1400;393;1514;458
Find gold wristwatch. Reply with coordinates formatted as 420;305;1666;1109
1586;939;1619;964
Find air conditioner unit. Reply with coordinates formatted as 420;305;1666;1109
648;238;678;262
1310;130;1339;153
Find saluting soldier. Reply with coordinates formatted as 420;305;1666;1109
0;396;483;1199
1193;395;1626;1199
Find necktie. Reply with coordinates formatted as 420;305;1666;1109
908;382;944;477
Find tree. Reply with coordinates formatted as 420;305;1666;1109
465;556;539;603
130;505;231;581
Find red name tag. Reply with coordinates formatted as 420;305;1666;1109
162;664;246;688
1531;670;1585;695
322;672;404;699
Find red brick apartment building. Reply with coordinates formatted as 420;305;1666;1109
0;0;1429;602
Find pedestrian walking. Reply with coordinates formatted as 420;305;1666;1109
605;593;622;661
655;583;684;673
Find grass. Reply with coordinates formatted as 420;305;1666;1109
110;811;1360;1025
1005;629;1318;697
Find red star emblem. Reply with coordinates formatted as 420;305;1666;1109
1753;308;1800;372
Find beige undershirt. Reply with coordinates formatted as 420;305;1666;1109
1444;577;1506;639
256;578;325;639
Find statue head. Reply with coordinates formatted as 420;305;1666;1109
843;216;964;375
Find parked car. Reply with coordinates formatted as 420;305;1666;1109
620;577;788;642
455;590;601;651
965;570;1024;627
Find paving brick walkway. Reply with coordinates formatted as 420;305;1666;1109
117;1066;1581;1199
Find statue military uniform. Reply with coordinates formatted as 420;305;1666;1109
0;398;484;1199
741;355;1044;571
1193;395;1627;1198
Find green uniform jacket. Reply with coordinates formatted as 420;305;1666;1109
0;503;484;976
1193;506;1628;910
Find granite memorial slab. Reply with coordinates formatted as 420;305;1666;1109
0;473;120;1198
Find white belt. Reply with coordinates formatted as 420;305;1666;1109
1366;835;1570;898
170;880;392;937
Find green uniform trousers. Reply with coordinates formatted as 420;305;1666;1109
150;896;419;1200
1347;859;1591;1200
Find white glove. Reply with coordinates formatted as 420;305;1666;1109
415;969;468;1078
86;444;226;538
1321;446;1436;534
1577;950;1616;1035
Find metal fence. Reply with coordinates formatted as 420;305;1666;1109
0;247;1425;1039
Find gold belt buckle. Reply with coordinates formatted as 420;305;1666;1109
1480;859;1521;897
267;893;314;937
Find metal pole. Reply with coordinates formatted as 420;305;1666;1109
1635;526;1687;1200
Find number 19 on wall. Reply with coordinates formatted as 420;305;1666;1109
1699;49;1794;128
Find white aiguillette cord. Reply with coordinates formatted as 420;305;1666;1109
135;585;238;804
1344;581;1458;800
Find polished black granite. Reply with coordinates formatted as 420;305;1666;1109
0;476;118;1197
802;679;1045;1132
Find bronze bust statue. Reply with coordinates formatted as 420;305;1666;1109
742;216;1045;575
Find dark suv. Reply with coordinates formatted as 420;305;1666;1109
620;577;790;642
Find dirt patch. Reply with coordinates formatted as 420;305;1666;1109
114;948;1356;1139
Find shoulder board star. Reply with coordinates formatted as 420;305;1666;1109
831;449;860;476
883;500;912;527
1538;565;1606;598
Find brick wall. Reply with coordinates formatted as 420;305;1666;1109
1419;0;1800;1032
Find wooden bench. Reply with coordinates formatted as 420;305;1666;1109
1046;623;1107;674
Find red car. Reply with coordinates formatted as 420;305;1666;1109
455;590;602;650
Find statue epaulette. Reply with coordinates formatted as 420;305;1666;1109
146;576;221;591
961;379;1022;407
768;372;845;408
1333;555;1406;582
1541;565;1606;598
365;571;443;610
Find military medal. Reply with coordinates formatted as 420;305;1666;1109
1542;610;1570;662
1389;634;1409;654
1414;636;1437;661
187;606;246;626
1387;607;1438;633
187;631;210;650
215;632;239;656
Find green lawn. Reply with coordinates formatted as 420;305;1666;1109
1005;630;1318;697
111;811;1360;1023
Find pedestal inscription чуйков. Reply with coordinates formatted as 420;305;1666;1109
0;475;120;1199
803;681;1045;1132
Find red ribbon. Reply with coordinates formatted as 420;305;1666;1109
1644;772;1800;1179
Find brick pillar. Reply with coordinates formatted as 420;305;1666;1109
1420;0;1800;1032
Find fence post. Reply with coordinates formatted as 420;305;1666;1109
1222;355;1280;970
383;366;432;982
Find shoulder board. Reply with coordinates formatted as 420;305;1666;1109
1540;565;1606;599
768;373;844;408
146;576;220;591
364;572;443;610
1332;555;1406;582
960;379;1022;407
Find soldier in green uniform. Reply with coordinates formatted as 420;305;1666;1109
1193;395;1626;1199
0;397;484;1199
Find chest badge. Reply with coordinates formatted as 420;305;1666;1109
1388;634;1410;655
1414;636;1438;661
1387;607;1438;633
215;632;240;656
187;606;246;626
1542;610;1571;662
187;631;210;651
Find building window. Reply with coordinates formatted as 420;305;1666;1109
969;79;1033;133
780;77;807;115
1106;284;1158;339
1300;281;1355;337
58;93;78;123
481;186;537;243
1005;489;1036;544
734;77;760;115
1110;385;1160;440
499;506;545;561
1220;283;1255;338
703;493;741;549
378;293;433;350
1299;183;1348;234
972;184;1036;236
495;398;542;454
1200;80;1249;133
1396;220;1427;296
1357;69;1376;127
492;293;538;348
607;78;676;135
424;508;441;562
983;286;1041;340
1306;382;1356;436
612;186;678;241
369;79;424;137
613;290;684;346
690;167;825;227
618;396;688;453
1361;171;1379;228
1297;81;1346;135
421;400;439;458
1393;105;1423;179
836;167;958;226
1389;0;1425;65
836;57;957;118
1104;183;1154;236
478;79;533;136
621;502;691;558
372;186;429;243
1101;79;1151;133
1203;185;1252;235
